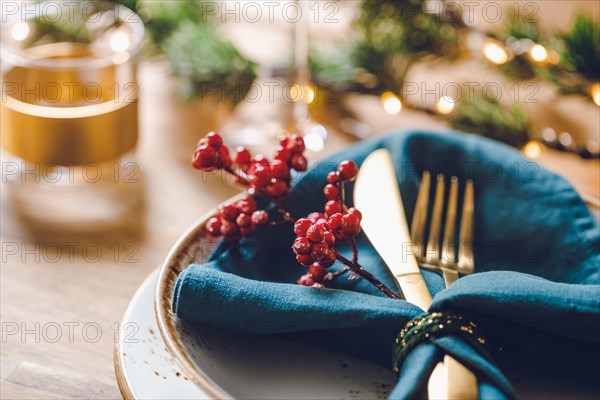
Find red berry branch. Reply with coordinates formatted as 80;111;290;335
192;132;401;300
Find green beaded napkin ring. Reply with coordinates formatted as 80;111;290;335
393;312;487;375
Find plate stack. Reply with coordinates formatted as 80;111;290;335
115;195;600;399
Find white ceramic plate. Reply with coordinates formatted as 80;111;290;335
154;204;396;400
114;270;210;399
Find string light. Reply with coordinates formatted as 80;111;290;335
523;141;542;159
381;92;402;115
530;44;548;62
12;22;29;41
586;140;599;155
483;41;509;64
591;83;600;106
435;96;455;114
547;50;560;64
559;132;573;148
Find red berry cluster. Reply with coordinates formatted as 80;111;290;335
292;207;362;268
325;208;362;240
234;134;308;200
322;160;358;215
205;196;269;241
292;213;337;269
296;263;330;288
192;132;232;171
322;160;362;239
293;160;363;286
191;132;401;298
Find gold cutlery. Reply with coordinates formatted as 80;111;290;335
354;149;477;399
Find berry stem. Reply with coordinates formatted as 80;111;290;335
350;237;359;264
334;252;401;300
269;219;290;227
338;181;346;214
272;199;296;224
225;166;296;225
326;266;351;279
224;166;251;186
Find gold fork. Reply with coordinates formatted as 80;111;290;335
411;171;477;399
411;172;475;284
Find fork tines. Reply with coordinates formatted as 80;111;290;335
410;171;474;285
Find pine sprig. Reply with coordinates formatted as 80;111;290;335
559;13;600;82
489;10;599;95
449;90;531;148
23;1;125;46
113;0;256;106
351;0;467;95
133;1;205;47
500;8;543;43
162;22;256;105
491;9;546;80
308;1;597;154
309;47;356;89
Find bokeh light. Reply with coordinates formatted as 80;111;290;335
305;85;316;104
12;22;29;41
530;44;548;62
523;141;542;158
435;96;455;114
110;32;130;52
381;92;402;115
303;123;327;152
483;41;508;64
547;50;560;64
591;83;600;106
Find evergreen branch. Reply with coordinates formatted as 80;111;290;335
448;89;531;148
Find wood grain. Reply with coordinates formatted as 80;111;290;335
1;3;599;397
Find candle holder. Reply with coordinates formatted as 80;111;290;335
1;1;144;228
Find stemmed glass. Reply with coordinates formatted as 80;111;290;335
219;0;326;154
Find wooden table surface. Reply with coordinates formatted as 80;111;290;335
1;3;599;397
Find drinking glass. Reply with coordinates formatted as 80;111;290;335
1;1;144;228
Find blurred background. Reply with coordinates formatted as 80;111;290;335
1;1;598;398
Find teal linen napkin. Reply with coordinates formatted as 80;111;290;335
173;130;600;399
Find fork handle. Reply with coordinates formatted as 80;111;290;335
442;268;459;289
427;269;478;399
428;356;478;399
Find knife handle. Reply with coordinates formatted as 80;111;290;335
428;356;478;399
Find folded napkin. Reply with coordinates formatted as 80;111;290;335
173;130;600;399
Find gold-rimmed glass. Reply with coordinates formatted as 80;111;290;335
1;1;145;227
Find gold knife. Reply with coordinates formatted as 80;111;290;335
353;149;431;310
354;149;478;399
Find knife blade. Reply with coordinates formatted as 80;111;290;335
354;149;432;311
